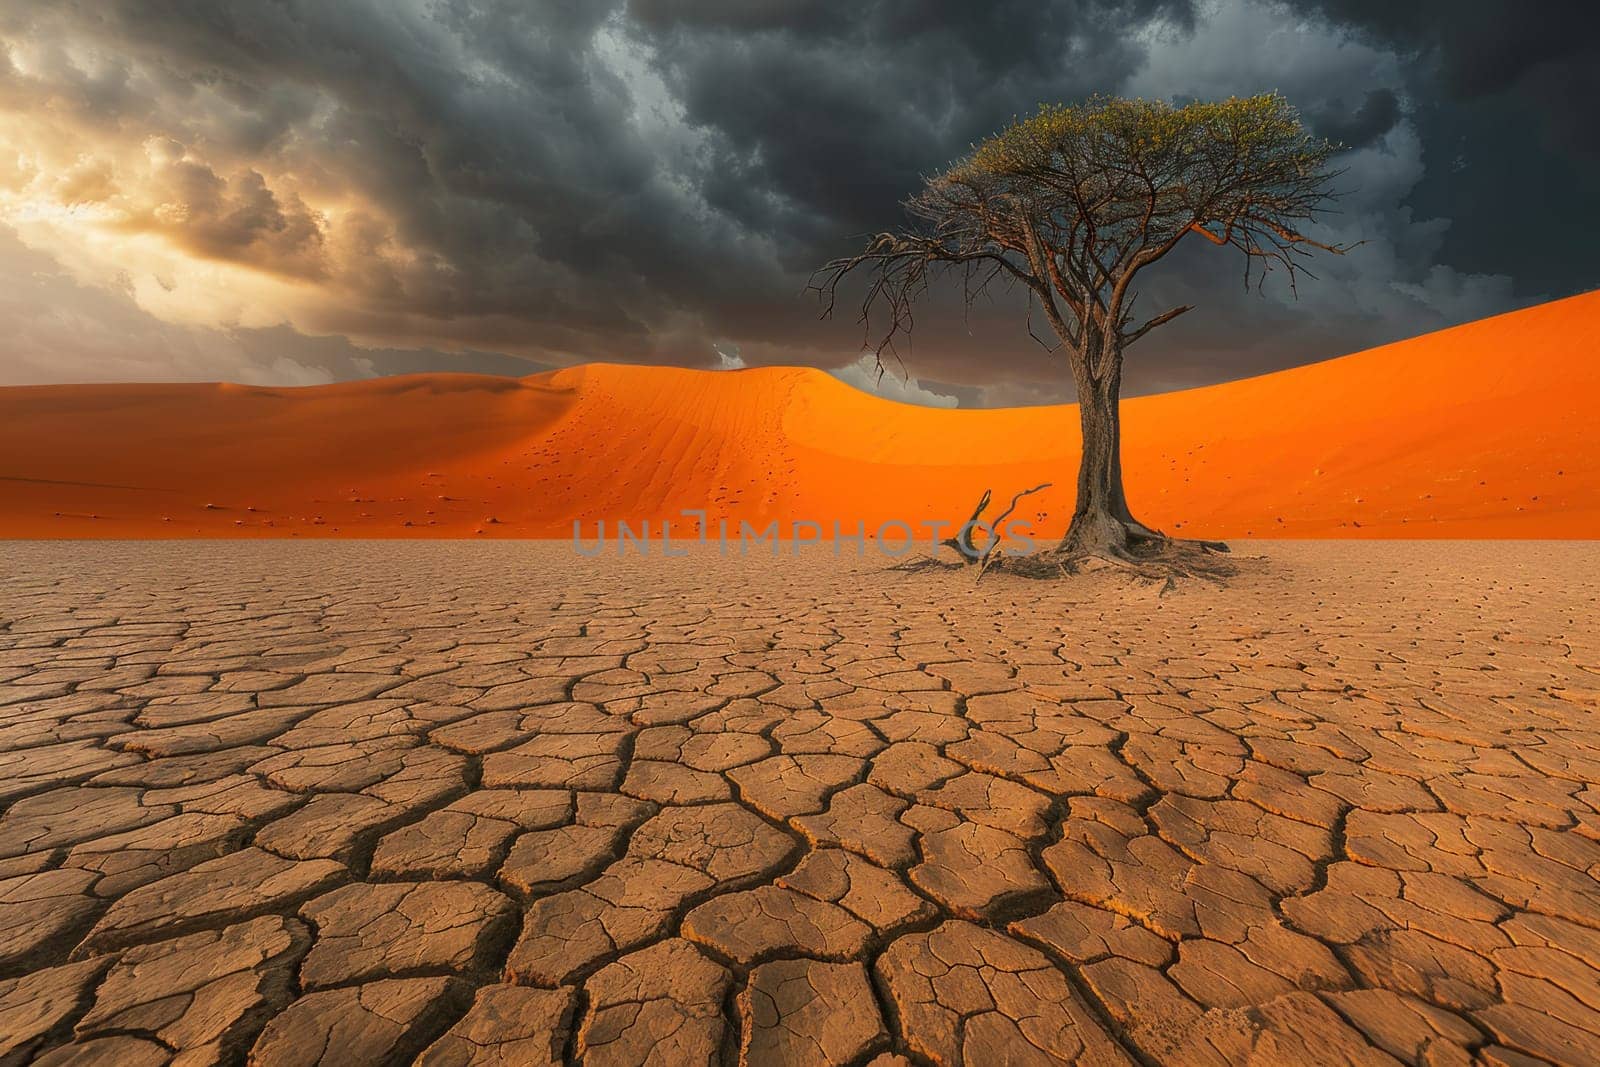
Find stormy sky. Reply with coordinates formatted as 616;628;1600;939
0;0;1594;404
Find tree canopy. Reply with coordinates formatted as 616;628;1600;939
817;93;1345;374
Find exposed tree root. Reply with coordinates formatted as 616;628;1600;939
1000;534;1238;586
891;489;1238;587
886;552;963;574
1122;520;1229;554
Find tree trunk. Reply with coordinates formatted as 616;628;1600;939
1060;345;1144;555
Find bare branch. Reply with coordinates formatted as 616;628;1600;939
1121;304;1193;347
937;483;1053;569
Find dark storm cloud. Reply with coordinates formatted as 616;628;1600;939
143;164;326;279
636;0;1195;237
0;0;1591;398
627;0;854;33
1303;0;1598;112
3;0;779;361
1308;89;1400;151
1300;0;1600;291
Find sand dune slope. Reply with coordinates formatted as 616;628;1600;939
1;291;1595;539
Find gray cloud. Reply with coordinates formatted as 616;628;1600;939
1297;0;1600;291
1309;89;1401;150
0;0;1589;401
0;225;540;386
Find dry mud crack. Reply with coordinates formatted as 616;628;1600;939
1;540;1598;1065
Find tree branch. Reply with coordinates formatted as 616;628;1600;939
1121;304;1193;347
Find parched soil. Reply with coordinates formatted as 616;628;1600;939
1;540;1597;1066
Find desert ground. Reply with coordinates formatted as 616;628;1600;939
2;540;1598;1065
1;290;1596;541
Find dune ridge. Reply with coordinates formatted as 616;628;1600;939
1;290;1596;539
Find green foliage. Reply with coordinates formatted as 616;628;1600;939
925;92;1339;268
963;93;1327;180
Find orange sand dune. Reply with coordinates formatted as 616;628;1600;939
2;291;1596;540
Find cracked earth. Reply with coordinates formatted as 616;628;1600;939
2;540;1598;1066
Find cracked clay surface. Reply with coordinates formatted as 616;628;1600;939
1;540;1598;1065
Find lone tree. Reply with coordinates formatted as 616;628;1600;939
814;93;1347;572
